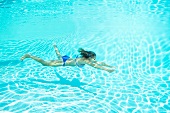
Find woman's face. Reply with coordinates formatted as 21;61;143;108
93;56;96;60
90;56;96;62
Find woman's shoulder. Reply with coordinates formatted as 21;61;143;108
82;58;93;64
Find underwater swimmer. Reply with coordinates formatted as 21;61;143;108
20;43;116;73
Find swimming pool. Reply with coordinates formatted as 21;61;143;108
0;0;169;113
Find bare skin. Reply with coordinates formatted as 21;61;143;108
20;44;116;73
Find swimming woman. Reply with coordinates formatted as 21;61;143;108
20;43;116;73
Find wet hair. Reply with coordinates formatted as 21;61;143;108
78;48;96;59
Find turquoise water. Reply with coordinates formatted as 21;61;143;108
0;0;170;113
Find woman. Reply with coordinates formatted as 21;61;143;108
20;43;116;73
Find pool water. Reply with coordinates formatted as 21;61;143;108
0;0;170;113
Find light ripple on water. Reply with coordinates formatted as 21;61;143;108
0;35;169;112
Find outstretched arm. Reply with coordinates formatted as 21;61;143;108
92;60;115;68
97;62;115;68
85;60;115;73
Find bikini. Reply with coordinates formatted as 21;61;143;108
75;55;85;68
62;55;70;66
62;55;85;68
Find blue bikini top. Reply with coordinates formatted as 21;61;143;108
75;55;85;68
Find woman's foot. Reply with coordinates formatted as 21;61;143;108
53;42;57;47
20;54;31;61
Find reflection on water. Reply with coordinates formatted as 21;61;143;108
0;0;169;40
0;37;169;112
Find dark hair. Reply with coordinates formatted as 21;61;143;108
78;48;96;59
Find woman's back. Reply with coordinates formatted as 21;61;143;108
64;57;86;67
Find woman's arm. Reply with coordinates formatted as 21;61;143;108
93;60;115;68
85;60;115;73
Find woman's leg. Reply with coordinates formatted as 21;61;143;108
53;44;62;60
20;54;49;66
